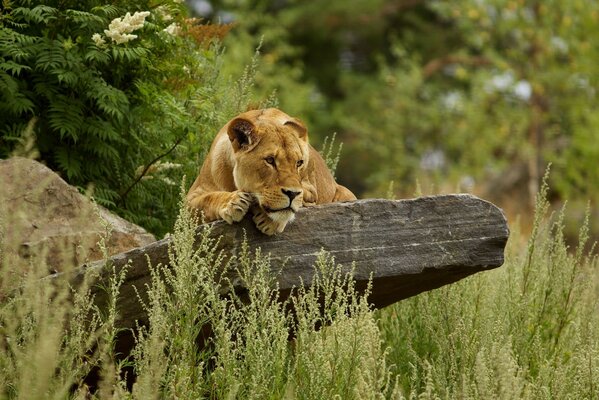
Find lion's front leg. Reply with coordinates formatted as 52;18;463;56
251;205;287;236
301;180;318;206
187;190;254;223
219;191;255;223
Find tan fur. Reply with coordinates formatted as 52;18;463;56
186;108;356;235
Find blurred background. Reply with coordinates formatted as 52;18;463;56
193;0;599;240
2;0;598;240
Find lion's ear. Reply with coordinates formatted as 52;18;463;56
227;118;257;152
284;118;308;141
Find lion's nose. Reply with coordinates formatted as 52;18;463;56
281;188;301;201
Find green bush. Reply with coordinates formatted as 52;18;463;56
0;0;236;236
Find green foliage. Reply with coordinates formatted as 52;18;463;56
0;0;238;236
211;0;317;120
320;133;343;178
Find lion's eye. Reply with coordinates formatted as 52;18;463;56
265;156;275;165
296;160;304;168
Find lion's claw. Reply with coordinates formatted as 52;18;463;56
220;191;253;224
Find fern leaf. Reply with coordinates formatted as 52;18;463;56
65;9;104;26
12;5;58;24
35;40;65;72
111;47;149;63
0;73;35;115
90;5;121;19
53;68;79;86
54;147;82;180
83;117;122;142
0;60;31;75
47;96;84;141
87;78;128;120
84;47;110;64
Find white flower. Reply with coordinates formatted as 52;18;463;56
155;161;182;172
163;22;181;36
123;11;150;30
91;33;106;47
513;80;532;101
105;31;137;45
161;177;177;186
551;36;569;54
490;72;514;91
155;6;173;21
104;11;151;44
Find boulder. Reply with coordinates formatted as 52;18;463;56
67;194;509;329
0;157;155;273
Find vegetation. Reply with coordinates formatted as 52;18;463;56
380;180;599;398
208;0;599;218
0;0;240;236
2;0;599;398
1;179;597;399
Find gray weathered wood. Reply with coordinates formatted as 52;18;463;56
68;194;508;329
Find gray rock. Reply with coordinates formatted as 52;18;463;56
0;157;155;273
70;194;508;329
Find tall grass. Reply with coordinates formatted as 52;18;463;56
130;199;393;399
0;213;126;399
380;181;599;399
0;191;392;398
1;180;597;399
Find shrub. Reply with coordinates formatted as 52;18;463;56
0;0;235;236
0;202;127;399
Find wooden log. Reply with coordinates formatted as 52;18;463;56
66;194;508;329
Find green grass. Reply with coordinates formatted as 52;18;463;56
1;183;597;399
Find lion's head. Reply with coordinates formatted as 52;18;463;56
226;109;310;225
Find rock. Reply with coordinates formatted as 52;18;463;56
0;157;155;273
67;194;508;329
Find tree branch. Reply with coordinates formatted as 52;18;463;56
119;136;184;205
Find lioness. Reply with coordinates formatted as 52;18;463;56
186;108;356;235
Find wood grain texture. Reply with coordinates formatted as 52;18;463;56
66;194;509;329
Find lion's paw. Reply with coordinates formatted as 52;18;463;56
252;210;286;236
220;191;253;224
